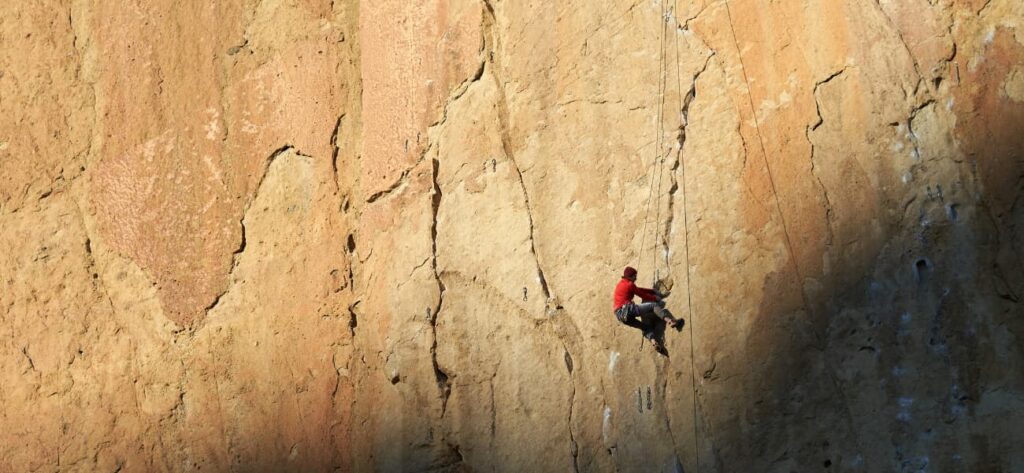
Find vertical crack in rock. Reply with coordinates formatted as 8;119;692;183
564;348;580;473
804;65;881;464
67;3;96;176
663;47;715;470
80;231;116;316
663;53;713;269
418;51;491;425
429;157;452;416
655;43;712;467
347;301;360;338
330;114;345;192
489;375;497;442
331;109;356;448
723;2;867;460
806;68;847;250
344;231;357;283
362;24;491;449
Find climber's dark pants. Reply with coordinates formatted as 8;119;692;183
615;301;669;339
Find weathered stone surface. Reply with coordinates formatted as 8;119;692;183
2;0;1023;472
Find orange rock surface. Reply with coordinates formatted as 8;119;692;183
1;0;1022;471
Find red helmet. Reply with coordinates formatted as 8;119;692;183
623;266;638;279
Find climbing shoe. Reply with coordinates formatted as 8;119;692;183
670;318;685;331
651;337;666;354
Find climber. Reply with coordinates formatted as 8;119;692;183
613;266;684;352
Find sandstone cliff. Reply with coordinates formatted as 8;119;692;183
2;0;1023;471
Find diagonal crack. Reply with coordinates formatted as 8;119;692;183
482;0;552;301
678;0;717;32
482;4;581;472
204;144;298;316
365;50;486;207
21;346;37;373
872;0;925;91
365;161;422;204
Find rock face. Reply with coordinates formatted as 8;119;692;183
2;0;1023;471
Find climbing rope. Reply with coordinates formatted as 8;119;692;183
720;0;865;462
672;1;702;468
650;3;672;287
635;2;703;469
637;0;671;285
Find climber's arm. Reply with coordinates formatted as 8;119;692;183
634;286;660;302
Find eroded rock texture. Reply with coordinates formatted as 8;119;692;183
2;0;1023;471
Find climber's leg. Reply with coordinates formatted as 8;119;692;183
616;304;656;340
658;306;684;329
634;302;664;339
632;302;666;352
638;301;684;329
635;301;661;324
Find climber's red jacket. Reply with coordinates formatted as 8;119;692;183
613;278;658;311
